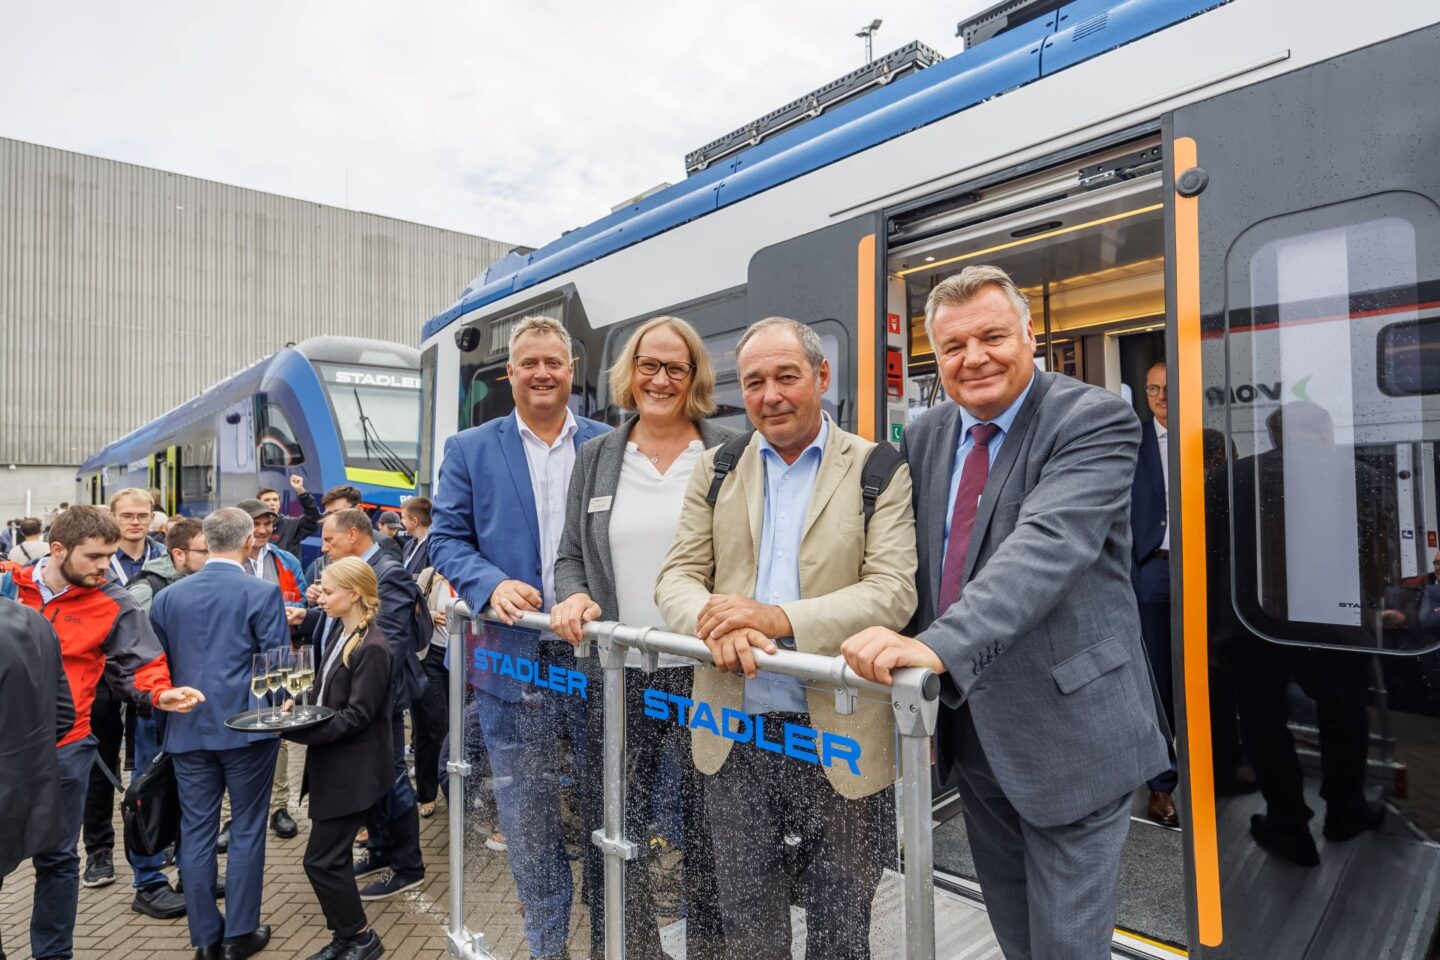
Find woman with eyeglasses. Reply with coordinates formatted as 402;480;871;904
552;315;734;960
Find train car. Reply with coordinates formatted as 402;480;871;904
420;0;1440;956
79;336;420;529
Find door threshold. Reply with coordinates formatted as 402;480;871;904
934;870;1188;959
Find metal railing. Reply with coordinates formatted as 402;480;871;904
445;599;941;960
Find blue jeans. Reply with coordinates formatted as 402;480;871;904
172;741;279;948
475;675;587;959
29;736;98;960
129;716;169;889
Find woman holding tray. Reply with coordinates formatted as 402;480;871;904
283;556;391;960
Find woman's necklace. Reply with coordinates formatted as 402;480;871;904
633;429;693;469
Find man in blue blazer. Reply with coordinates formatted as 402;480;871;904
430;315;610;960
1130;360;1180;827
150;507;290;960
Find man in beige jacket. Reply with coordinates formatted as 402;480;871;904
655;316;917;960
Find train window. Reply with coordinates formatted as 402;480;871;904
1225;192;1440;652
181;436;215;500
705;322;848;433
1378;317;1440;396
258;403;306;468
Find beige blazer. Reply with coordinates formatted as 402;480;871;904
654;420;918;799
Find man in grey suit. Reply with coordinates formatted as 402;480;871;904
843;265;1169;959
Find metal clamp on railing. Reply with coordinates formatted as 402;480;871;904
443;598;942;960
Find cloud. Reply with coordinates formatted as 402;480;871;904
0;0;990;249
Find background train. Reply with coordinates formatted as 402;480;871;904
79;336;420;552
418;0;1440;956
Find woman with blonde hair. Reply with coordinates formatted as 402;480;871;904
553;314;735;959
283;556;391;960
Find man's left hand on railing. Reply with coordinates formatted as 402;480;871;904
841;627;945;686
704;626;777;679
695;594;792;642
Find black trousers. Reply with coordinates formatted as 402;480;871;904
363;712;424;876
582;667;726;960
1234;640;1371;829
704;714;892;960
82;681;124;855
1139;600;1180;793
305;810;370;939
410;645;449;804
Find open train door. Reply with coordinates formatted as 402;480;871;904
1167;20;1440;960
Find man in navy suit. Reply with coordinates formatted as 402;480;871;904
150;507;290;960
312;508;430;900
431;314;610;960
1131;360;1180;827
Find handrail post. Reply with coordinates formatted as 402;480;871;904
443;599;494;960
591;622;637;960
890;668;941;960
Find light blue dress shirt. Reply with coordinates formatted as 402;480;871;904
744;416;830;715
942;375;1035;561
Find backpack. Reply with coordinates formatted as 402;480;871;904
121;751;180;857
704;431;905;528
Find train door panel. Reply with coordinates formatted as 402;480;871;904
747;214;882;438
1169;20;1440;959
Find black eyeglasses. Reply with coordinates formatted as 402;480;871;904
634;355;695;381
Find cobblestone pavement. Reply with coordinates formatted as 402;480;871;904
1;797;458;960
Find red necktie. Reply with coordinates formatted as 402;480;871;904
937;423;1001;615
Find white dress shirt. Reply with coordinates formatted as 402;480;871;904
517;408;579;611
1156;420;1171;551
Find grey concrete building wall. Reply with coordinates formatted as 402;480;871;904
0;136;513;517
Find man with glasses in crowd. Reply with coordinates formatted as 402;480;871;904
81;489;167;891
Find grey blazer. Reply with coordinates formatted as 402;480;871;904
555;416;738;621
905;371;1169;828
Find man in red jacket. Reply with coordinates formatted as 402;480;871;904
12;505;202;960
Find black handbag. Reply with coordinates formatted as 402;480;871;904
121;750;181;858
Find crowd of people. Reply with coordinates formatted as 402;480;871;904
1;262;1395;960
0;476;443;960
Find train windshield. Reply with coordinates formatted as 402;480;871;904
314;362;421;482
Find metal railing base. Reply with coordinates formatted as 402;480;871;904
447;928;495;960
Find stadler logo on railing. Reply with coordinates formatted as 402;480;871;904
642;689;863;776
469;646;863;776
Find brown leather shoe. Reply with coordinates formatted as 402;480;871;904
1148;790;1180;828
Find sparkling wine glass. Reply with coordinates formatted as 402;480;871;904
288;646;313;720
263;647;288;725
250;653;269;723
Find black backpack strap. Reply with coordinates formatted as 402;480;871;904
860;442;905;529
704;432;754;506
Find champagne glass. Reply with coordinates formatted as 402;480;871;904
298;645;317;719
250;653;269;723
285;647;311;720
264;648;287;725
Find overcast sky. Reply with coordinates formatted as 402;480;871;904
0;1;991;249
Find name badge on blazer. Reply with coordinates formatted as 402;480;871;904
588;496;613;514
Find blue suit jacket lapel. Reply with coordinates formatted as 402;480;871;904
499;413;542;557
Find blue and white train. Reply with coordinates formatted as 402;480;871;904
80;336;420;521
420;1;1440;956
